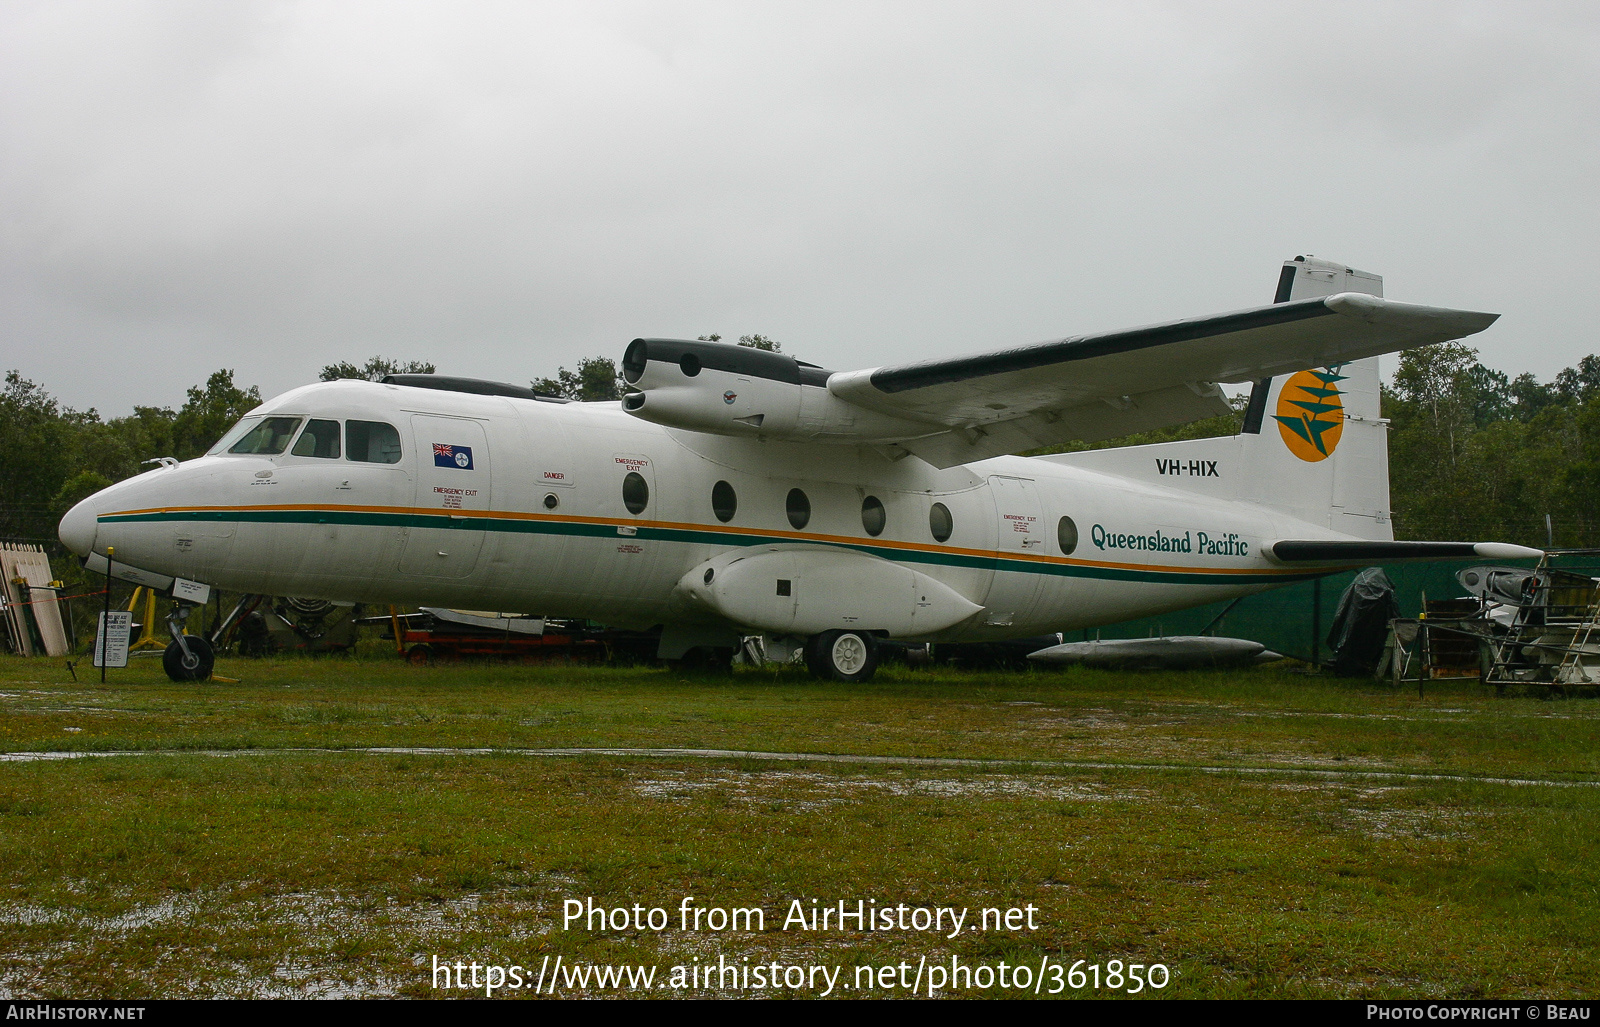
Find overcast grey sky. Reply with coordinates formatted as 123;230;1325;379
2;0;1596;416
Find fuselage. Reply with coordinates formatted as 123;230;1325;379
60;379;1348;640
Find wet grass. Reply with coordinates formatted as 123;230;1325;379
4;654;1599;780
2;654;1599;998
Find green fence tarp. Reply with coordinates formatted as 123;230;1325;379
1073;559;1541;664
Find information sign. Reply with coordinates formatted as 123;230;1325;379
93;610;132;668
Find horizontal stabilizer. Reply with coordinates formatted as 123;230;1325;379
1267;540;1544;564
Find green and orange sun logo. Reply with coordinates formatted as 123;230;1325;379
1274;367;1346;462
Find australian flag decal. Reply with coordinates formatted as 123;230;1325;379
433;443;474;470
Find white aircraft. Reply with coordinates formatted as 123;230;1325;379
59;256;1539;681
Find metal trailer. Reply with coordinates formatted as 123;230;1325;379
1375;552;1600;695
1480;550;1600;693
388;607;658;666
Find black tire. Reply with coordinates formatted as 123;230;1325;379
803;634;829;678
163;635;215;682
680;646;734;675
809;630;878;682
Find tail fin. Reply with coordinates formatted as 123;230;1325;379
1041;255;1393;540
1239;256;1391;539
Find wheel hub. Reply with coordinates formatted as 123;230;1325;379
831;634;867;674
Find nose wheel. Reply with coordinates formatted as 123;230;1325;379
161;601;215;682
805;630;879;682
163;635;215;681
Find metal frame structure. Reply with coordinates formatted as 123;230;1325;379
1479;550;1600;693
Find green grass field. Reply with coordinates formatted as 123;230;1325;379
2;653;1598;999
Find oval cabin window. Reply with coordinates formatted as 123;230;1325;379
929;502;953;543
786;488;811;530
1058;515;1079;555
861;496;886;537
712;480;737;523
623;472;649;515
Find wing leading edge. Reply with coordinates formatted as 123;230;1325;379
826;292;1498;467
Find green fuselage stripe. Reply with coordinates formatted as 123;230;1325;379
99;508;1327;586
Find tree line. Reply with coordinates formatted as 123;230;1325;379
0;358;429;543
3;340;1594;551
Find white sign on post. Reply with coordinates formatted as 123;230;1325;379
93;610;132;668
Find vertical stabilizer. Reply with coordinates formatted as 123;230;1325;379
1238;256;1391;538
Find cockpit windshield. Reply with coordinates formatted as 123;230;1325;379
207;416;264;456
208;414;401;462
227;416;304;455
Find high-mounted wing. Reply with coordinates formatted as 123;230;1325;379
826;292;1497;467
620;258;1498;468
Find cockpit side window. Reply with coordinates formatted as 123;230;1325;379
346;420;402;464
227;416;304;456
208;416;264;456
291;419;342;459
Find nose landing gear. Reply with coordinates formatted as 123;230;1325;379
161;602;215;682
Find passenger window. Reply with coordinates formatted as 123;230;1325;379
1058;516;1079;555
228;416;303;455
929;502;953;543
291;419;342;459
861;496;886;537
623;472;649;514
786;488;810;530
346;420;402;464
712;480;737;523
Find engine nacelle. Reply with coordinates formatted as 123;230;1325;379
620;338;931;443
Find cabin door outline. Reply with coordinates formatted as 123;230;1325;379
984;475;1046;628
401;415;492;579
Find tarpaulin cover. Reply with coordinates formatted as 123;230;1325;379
1326;566;1400;676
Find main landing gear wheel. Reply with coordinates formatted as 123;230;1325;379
669;646;735;675
163;635;215;682
805;630;878;682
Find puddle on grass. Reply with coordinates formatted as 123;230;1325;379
2;745;1594;790
630;768;1146;810
1343;806;1496;841
0;886;559;999
1252;780;1496;840
1229;751;1394;769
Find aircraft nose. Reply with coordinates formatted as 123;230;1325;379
58;497;99;557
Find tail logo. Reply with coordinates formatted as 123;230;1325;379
1274;367;1346;462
